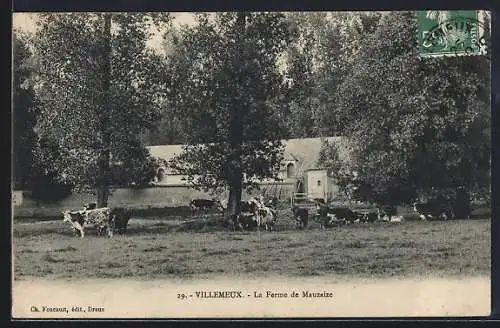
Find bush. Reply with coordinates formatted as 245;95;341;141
30;178;73;204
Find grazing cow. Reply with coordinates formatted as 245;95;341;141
317;204;357;223
413;199;454;221
352;211;367;223
241;199;260;214
227;214;244;231
236;198;274;231
292;206;309;229
62;208;113;238
83;207;115;237
237;213;259;231
225;198;278;232
363;211;379;223
189;199;225;217
251;198;278;231
319;213;346;229
316;204;366;228
390;215;404;223
242;198;262;229
110;207;133;234
258;205;277;231
378;205;397;221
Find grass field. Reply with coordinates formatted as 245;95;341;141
12;212;491;281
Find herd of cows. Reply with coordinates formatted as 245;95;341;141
61;192;472;238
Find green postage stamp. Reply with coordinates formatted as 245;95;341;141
417;10;489;57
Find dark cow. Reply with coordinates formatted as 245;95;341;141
351;211;366;223
238;198;263;231
363;211;379;223
190;199;225;217
315;204;354;228
227;214;244;231
240;199;260;214
237;213;259;231
317;205;357;223
317;213;345;229
292;206;309;229
110;207;133;234
227;198;277;232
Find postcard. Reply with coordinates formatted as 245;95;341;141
12;10;491;318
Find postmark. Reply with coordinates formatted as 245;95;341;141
418;10;490;58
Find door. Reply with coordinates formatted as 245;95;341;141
307;170;326;200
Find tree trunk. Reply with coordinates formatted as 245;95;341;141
96;13;112;208
227;12;247;217
97;186;109;208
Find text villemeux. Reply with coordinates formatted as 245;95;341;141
195;291;244;298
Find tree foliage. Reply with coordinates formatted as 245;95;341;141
164;13;292;211
13;32;38;189
15;11;490;209
279;12;383;138
27;13;171;204
334;12;490;204
317;139;356;199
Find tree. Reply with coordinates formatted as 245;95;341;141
280;13;321;138
317;139;356;200
166;13;292;214
335;11;490;205
281;12;382;137
29;13;171;206
313;12;382;136
140;112;186;145
30;135;74;203
12;31;38;190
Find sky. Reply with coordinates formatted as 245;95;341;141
12;12;198;52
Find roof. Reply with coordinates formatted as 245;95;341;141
148;144;185;163
281;137;346;175
147;137;349;175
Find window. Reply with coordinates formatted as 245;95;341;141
317;180;321;186
286;163;295;178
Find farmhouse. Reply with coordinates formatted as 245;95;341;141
148;136;350;202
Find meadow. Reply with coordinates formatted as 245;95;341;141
13;213;491;281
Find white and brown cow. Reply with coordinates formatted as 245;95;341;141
258;205;277;231
62;207;114;238
84;207;114;237
62;210;87;238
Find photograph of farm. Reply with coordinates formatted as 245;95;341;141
12;11;491;317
